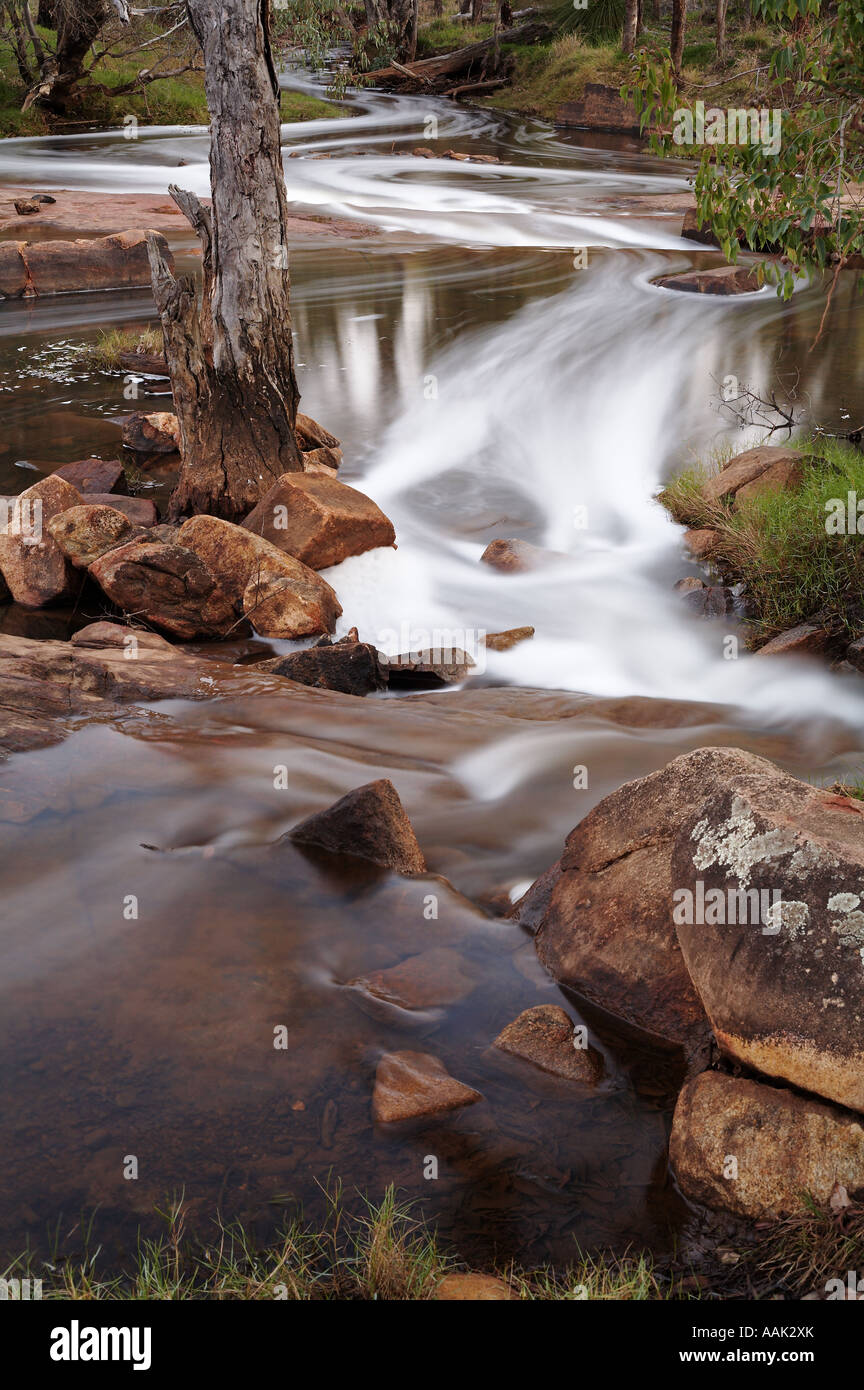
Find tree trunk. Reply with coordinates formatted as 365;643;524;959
622;0;639;54
148;0;303;522
670;0;686;78
36;0;55;26
715;0;727;56
364;0;416;61
23;0;113;111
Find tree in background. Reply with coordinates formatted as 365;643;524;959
626;0;864;325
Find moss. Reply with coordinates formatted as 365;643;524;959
75;327;163;372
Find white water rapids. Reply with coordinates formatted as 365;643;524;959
2;70;863;752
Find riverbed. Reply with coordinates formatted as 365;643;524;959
1;70;863;1273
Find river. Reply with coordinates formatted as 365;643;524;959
0;70;862;1272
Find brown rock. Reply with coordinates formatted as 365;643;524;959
85;494;157;527
493;1005;604;1083
14;199;38;215
654;264;761;295
681;207;720;248
682;584;733;617
0;475;82;607
121;410;181;454
670;1072;864;1219
671;748;864;1113
525;749;783;1052
485;626;535;651
88;540;239;640
703;445;805;507
384;647;475;687
435;1274;514;1300
480;537;565;573
755;624;831;656
261;638;386;695
51;457;125;494
287;778;426;875
294;412;341;454
302;447;341;474
242;473;395;570
674;576;706;593
846;636;864;671
0;242;30;298
47;504;133;568
178;515;341;639
21;230;173;296
412;147;436;158
555;83;642;135
372;1050;481;1122
350;947;476;1010
683;528;719;560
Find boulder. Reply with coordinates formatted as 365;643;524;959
242;473;395;569
493;1005;604;1084
260;636;386;695
485;626;534;651
521;750;785;1052
702;445;805;507
121;411;181;454
372;1050;481;1122
302;447;341;474
350;947;476;1010
383;647;475;687
178;515;341;639
654;264;761;295
0;475;82;607
294;411;341;456
287;778;426;875
88;539;239;640
51;457;125;494
670;749;864;1113
0;230;173;298
670;1072;864;1219
755;624;830;656
47;504;134;568
674;576;706;593
85;494;157;527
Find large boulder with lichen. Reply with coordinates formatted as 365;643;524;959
671;753;864;1114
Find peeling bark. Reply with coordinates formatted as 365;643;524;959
152;0;303;522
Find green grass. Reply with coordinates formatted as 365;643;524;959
0;22;342;136
483;17;779;123
415;18;494;58
659;436;864;647
4;1185;685;1301
75;327;163;372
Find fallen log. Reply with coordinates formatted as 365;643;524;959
363;20;549;87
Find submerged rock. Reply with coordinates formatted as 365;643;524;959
88;539;239;641
51;457;126;495
0;475;82;607
288;778;427;875
494;1005;604;1084
178;515;341;639
372;1050;481;1122
681;584;733;617
670;1072;864;1219
671;751;864;1113
350;947;477;1010
242;473;395;569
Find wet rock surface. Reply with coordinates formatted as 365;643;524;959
494;1005;604;1084
287;778;427;876
372;1051;482;1122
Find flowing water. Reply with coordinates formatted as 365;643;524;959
1;70;863;1272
